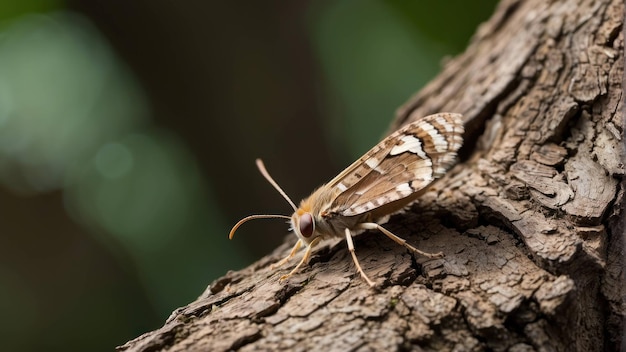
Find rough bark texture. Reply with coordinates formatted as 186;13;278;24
118;0;624;351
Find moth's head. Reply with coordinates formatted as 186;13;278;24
290;207;318;244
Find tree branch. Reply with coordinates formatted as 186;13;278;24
119;0;624;350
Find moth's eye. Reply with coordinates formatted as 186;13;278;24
299;213;314;238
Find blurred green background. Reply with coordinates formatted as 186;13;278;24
0;0;497;350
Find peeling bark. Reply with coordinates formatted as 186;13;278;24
118;0;624;351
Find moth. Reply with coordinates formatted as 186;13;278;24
229;112;464;286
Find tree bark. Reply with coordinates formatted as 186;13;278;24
118;0;624;351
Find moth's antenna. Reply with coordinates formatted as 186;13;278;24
229;214;292;239
228;159;296;240
256;159;298;211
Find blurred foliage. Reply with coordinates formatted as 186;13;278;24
0;13;147;194
0;10;244;351
310;0;453;159
309;0;496;161
0;0;61;23
0;0;496;350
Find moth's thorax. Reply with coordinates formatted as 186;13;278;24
290;190;368;244
300;184;339;215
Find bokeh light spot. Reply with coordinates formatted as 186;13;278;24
94;142;133;179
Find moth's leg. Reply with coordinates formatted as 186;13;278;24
357;223;444;258
279;237;321;281
345;228;375;287
271;239;302;270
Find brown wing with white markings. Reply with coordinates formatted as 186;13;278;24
326;113;464;217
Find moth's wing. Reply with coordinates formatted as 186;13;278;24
327;112;464;217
